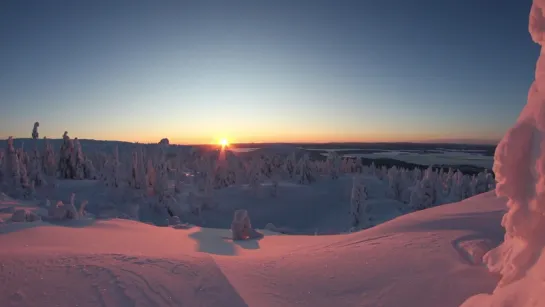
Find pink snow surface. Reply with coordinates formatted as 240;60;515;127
460;1;545;306
0;192;504;307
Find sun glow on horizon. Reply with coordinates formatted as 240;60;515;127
219;138;229;147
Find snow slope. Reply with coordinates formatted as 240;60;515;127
0;191;505;307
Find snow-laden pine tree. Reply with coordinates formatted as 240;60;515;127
136;148;147;189
248;158;262;196
472;171;490;195
58;131;75;179
460;3;545;299
42;137;56;177
350;176;369;228
354;157;364;173
71;138;86;179
409;168;436;210
386;166;402;200
447;171;461;202
104;146;120;188
154;146;171;201
129;151;139;189
297;154;315;184
269;156;284;197
484;169;496;190
141;157;154;194
326;151;341;179
29;122;46;187
284;152;296;178
2;137;32;198
3;137;21;195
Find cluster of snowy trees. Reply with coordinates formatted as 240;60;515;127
0;123;497;224
0;123;96;198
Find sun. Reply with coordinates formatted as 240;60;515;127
219;138;229;147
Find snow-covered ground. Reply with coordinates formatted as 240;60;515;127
0;191;505;307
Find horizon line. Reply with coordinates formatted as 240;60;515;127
3;137;499;147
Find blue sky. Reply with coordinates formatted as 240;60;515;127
0;0;538;144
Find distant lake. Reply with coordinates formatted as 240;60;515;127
228;147;259;153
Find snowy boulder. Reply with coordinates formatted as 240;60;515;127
11;209;41;222
264;223;277;232
231;209;263;240
48;201;79;220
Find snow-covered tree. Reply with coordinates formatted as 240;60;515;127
409;169;436;210
326;151;341;179
58;131;75;179
284;153;296;178
71;138;86;179
154;147;170;197
297;154;315;184
460;2;545;300
42;137;56;176
248;158;263;196
28;122;45;187
2;137;32;198
350;176;369;228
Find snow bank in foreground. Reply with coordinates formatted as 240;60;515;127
0;192;504;307
461;1;545;306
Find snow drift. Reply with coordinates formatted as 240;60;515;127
0;192;504;307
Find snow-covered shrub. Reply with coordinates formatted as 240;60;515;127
231;209;262;240
11;209;41;222
48;193;88;220
350;176;369;228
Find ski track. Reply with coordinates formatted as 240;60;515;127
0;253;249;307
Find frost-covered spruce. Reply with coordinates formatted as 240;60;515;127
297;154;315;184
129;151;140;189
42;137;56;176
409;169;436;211
146;158;156;193
248;158;262;196
154;146;170;197
58;131;75;179
326;151;341;179
71;138;86;179
284;152;296;178
29;122;46;187
387;166;402;200
104;146;120;188
350;176;369;228
3;137;22;196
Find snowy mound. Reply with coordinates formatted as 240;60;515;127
461;1;545;306
0;192;505;307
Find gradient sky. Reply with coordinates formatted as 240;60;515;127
0;0;539;144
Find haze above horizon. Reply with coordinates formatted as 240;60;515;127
0;0;537;145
